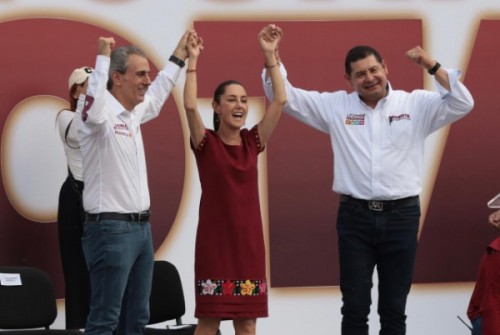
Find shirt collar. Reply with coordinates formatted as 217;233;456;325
356;82;393;107
106;90;134;117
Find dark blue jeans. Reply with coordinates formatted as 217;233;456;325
82;219;154;335
471;317;481;335
337;200;420;335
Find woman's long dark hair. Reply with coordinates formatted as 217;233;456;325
68;83;81;111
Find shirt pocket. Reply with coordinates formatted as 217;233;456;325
387;117;417;150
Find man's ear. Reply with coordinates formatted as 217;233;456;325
111;71;122;87
382;59;389;76
344;73;353;88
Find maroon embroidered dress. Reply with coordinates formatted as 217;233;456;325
192;126;268;319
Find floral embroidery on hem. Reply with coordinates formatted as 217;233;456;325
197;278;267;296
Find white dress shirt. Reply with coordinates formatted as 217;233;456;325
75;55;180;213
263;63;474;200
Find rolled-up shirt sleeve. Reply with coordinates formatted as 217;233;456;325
427;68;474;133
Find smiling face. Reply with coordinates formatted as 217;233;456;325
345;54;389;108
213;83;248;131
112;54;151;111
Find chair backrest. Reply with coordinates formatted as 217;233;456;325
0;266;57;329
148;261;186;325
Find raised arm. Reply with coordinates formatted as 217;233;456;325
405;46;450;91
183;31;206;148
81;36;115;125
257;24;286;146
98;36;115;57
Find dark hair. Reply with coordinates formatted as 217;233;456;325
212;80;243;131
107;45;148;90
344;45;383;75
68;84;79;111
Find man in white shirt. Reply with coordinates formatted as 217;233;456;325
262;39;474;334
74;32;191;335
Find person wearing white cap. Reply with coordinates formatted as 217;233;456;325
56;65;93;330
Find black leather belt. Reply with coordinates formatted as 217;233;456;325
86;210;151;222
340;195;419;212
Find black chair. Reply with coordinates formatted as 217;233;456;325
146;260;220;335
0;266;81;334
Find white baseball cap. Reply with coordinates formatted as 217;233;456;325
68;67;93;89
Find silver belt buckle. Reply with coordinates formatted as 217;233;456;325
368;201;383;211
138;210;149;221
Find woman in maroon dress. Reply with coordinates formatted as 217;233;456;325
183;25;286;335
467;209;500;335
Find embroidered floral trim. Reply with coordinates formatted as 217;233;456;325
197;278;267;296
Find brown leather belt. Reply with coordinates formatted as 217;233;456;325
86;210;151;222
340;195;419;212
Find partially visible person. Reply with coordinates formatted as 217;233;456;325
183;24;285;335
56;66;93;329
262;32;474;335
488;209;500;231
74;31;191;335
467;209;500;335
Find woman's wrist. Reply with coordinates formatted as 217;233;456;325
265;57;280;69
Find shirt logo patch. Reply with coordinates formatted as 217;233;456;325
114;123;132;137
389;114;411;125
345;113;366;125
81;95;94;122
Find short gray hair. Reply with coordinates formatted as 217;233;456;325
107;45;147;90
